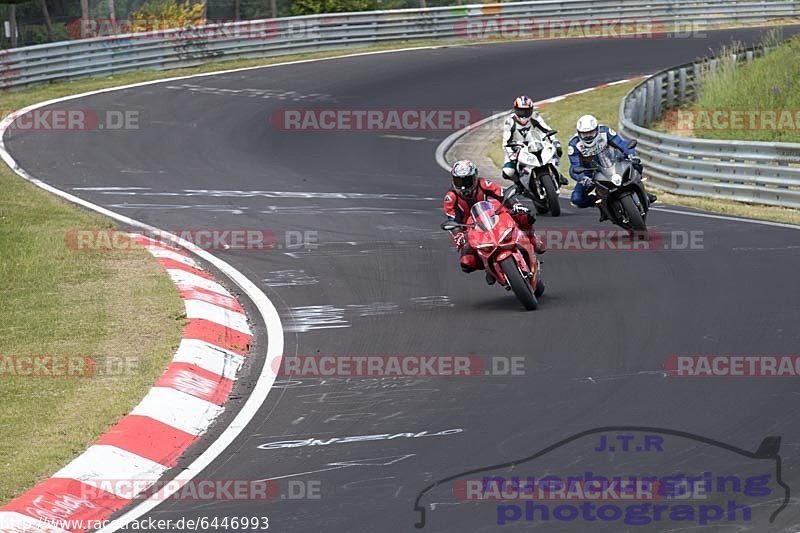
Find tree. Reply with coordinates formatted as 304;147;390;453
132;0;205;31
290;0;378;16
107;0;115;33
9;4;17;47
80;0;88;27
40;0;54;41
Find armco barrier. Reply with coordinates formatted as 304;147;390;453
0;0;798;90
619;46;800;208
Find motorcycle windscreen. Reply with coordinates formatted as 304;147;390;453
596;147;618;169
470;201;499;232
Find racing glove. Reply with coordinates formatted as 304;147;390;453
580;177;595;189
552;138;563;158
452;231;466;249
511;203;531;215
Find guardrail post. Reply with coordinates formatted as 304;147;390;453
678;67;687;104
666;70;675;109
644;79;654;125
636;88;646;125
689;62;701;102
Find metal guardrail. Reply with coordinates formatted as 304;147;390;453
620;45;800;209
0;0;798;90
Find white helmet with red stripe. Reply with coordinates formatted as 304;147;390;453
512;95;535;126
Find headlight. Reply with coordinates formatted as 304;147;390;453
499;228;513;243
611;173;622;186
477;243;496;250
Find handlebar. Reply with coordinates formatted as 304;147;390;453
441;220;470;231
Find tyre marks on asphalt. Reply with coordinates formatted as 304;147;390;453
263;270;320;287
280;297;457;333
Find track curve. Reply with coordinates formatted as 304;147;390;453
7;28;800;532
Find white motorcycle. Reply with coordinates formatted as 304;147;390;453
511;131;562;217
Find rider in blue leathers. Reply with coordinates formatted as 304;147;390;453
567;114;655;209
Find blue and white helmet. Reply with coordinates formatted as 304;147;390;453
451;160;479;197
576;114;600;149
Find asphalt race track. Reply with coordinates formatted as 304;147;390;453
7;27;800;532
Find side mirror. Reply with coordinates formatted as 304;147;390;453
441;221;461;232
573;166;588;174
628;139;638;149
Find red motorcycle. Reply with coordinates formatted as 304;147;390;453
443;200;544;310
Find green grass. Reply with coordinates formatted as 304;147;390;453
487;79;800;225
653;34;800;143
0;79;193;502
0;173;187;503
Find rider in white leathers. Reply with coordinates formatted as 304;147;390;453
501;95;568;185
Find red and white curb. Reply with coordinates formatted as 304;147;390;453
534;77;647;108
0;235;252;533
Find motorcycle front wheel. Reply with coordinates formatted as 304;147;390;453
499;256;538;311
619;193;648;237
542;173;561;217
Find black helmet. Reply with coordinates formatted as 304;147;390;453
451;160;479;197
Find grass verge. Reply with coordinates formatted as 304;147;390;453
0;174;187;503
0;54;215;502
488;80;800;225
651;33;800;143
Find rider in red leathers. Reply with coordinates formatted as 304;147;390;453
444;160;545;285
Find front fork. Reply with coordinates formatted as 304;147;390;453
491;249;534;289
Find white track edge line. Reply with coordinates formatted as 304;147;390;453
0;68;303;533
